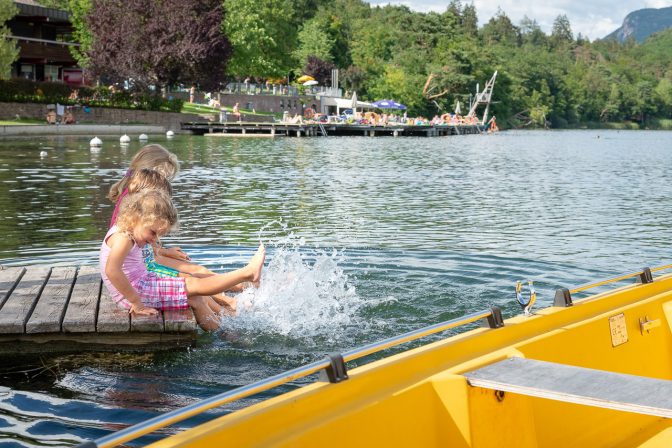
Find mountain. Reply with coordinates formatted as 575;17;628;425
605;7;672;42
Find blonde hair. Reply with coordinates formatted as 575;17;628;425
108;144;179;202
116;190;179;236
127;168;173;196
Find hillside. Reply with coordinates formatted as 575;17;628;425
605;6;672;42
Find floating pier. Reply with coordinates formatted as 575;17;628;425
182;121;484;137
0;265;197;354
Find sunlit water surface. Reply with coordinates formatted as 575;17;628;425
0;130;671;446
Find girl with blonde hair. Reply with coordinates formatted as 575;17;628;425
100;190;265;331
108;144;187;262
127;169;239;311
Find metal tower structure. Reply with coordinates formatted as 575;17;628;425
467;71;498;125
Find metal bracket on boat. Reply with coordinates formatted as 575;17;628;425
553;288;573;307
487;306;504;328
638;267;653;284
325;352;349;383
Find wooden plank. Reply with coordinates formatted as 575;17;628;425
62;266;100;333
0;267;26;309
131;311;164;332
164;308;197;332
465;357;672;419
26;266;77;333
0;332;196;353
0;266;50;334
97;286;130;332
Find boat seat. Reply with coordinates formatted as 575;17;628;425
464;357;672;418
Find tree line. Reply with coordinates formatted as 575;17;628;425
3;0;672;127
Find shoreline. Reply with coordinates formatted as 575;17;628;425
0;124;173;137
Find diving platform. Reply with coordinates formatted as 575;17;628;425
181;121;484;137
0;265;197;353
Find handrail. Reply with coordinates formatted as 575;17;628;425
85;308;497;448
3;34;80;47
569;270;647;294
569;262;672;295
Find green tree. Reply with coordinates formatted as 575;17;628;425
480;9;520;46
520;16;547;47
223;0;297;78
460;3;478;37
0;0;18;79
368;65;425;112
293;16;335;73
551;14;573;47
654;77;672;117
68;0;92;67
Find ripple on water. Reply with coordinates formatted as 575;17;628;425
1;130;672;445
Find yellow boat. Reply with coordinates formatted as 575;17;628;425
82;264;672;448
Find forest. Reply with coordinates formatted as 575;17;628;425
8;0;672;128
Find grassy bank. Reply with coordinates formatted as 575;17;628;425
0;118;43;126
181;102;278;118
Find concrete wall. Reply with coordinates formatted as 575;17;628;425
0;101;204;131
0;101;277;130
0;124;166;136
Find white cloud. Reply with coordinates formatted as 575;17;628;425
367;1;672;40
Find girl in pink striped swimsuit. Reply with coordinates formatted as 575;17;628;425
100;190;265;331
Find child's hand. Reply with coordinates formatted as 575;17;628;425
162;246;191;261
129;303;159;316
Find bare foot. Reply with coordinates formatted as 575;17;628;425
247;243;265;283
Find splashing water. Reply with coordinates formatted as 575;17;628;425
222;231;363;348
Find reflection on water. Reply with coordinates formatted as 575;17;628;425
0;130;671;446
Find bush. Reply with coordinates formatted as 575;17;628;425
0;78;184;112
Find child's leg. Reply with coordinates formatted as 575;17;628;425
188;296;220;331
184;244;264;297
210;293;237;311
179;273;239;309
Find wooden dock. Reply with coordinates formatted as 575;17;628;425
182;121;484;137
0;265;198;354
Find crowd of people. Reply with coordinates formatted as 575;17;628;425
281;109;492;128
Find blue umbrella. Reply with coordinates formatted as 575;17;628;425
372;99;407;110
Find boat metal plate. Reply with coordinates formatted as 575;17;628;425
609;313;628;347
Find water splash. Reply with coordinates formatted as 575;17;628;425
222;230;363;348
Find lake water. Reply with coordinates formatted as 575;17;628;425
0;130;671;446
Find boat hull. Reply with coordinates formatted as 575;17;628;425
149;274;672;447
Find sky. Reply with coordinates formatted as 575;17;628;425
367;1;672;40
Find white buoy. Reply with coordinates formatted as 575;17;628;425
39;151;48;158
120;134;131;144
139;133;148;141
166;130;175;138
90;136;103;147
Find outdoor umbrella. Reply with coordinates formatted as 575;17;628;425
351;91;358;114
297;75;315;83
303;80;318;86
454;101;462;114
371;99;407;110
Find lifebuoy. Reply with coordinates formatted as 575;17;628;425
441;113;450;122
304;108;314;119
